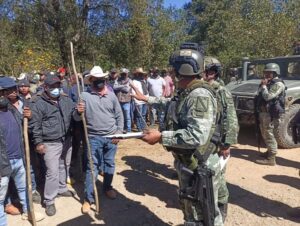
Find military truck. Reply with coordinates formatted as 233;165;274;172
226;55;300;148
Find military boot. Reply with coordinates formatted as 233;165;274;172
259;151;269;158
218;203;228;223
256;154;276;166
184;222;204;226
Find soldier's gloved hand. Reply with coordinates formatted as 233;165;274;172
142;129;161;145
23;106;32;119
36;143;46;154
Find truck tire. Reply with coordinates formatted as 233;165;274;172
274;104;300;149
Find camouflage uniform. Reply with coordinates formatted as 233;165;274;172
258;80;285;155
148;79;225;226
214;82;239;211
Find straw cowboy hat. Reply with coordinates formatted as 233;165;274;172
84;66;109;83
133;67;147;75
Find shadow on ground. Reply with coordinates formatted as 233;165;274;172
263;174;300;190
121;155;177;180
57;192;169;226
231;148;300;169
59;176;170;226
229;183;300;223
120;156;180;209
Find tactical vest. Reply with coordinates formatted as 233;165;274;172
166;80;228;170
256;78;286;119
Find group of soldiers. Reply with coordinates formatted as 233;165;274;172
0;41;289;226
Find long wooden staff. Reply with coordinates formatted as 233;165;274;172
23;117;37;226
70;42;100;213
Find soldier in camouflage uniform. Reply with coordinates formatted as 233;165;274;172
132;45;228;226
255;63;286;166
203;57;239;223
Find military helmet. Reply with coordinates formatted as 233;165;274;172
169;44;204;76
264;63;280;75
204;56;222;77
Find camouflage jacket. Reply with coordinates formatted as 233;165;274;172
213;81;239;146
260;79;285;102
148;80;218;165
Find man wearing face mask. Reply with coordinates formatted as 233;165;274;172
30;74;76;216
75;66;124;214
0;76;45;222
113;68;132;133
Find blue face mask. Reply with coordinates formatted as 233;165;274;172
49;88;61;98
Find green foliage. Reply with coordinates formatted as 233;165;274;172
189;0;299;69
0;0;189;75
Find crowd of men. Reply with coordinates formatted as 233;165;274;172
0;64;176;224
0;41;291;226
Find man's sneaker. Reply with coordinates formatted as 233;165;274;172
5;204;21;215
22;211;45;222
105;189;117;200
57;190;76;197
45;204;56;216
32;191;41;204
81;201;91;214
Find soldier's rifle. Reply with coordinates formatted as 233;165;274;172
70;42;100;214
254;94;261;152
179;163;215;226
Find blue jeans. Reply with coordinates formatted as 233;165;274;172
134;104;148;131
85;136;117;203
0;176;9;226
8;159;28;213
120;102;132;132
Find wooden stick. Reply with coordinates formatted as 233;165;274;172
70;42;100;213
23;118;37;226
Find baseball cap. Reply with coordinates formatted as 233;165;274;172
18;79;30;87
44;74;61;86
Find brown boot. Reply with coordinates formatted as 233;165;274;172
256;155;276;166
5;204;21;215
105;189;117;200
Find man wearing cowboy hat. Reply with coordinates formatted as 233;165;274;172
76;66;124;213
131;67;149;131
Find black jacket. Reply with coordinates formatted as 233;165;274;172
0;127;12;178
30;92;75;145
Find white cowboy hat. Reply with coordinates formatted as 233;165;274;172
17;73;28;81
84;66;109;83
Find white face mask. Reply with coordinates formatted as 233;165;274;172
49;88;61;98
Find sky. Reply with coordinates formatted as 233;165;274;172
164;0;190;8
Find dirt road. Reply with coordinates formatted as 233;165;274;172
8;127;300;226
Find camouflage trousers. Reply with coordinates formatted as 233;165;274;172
175;153;224;226
259;112;279;154
218;166;229;205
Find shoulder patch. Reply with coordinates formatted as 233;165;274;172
192;96;209;117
